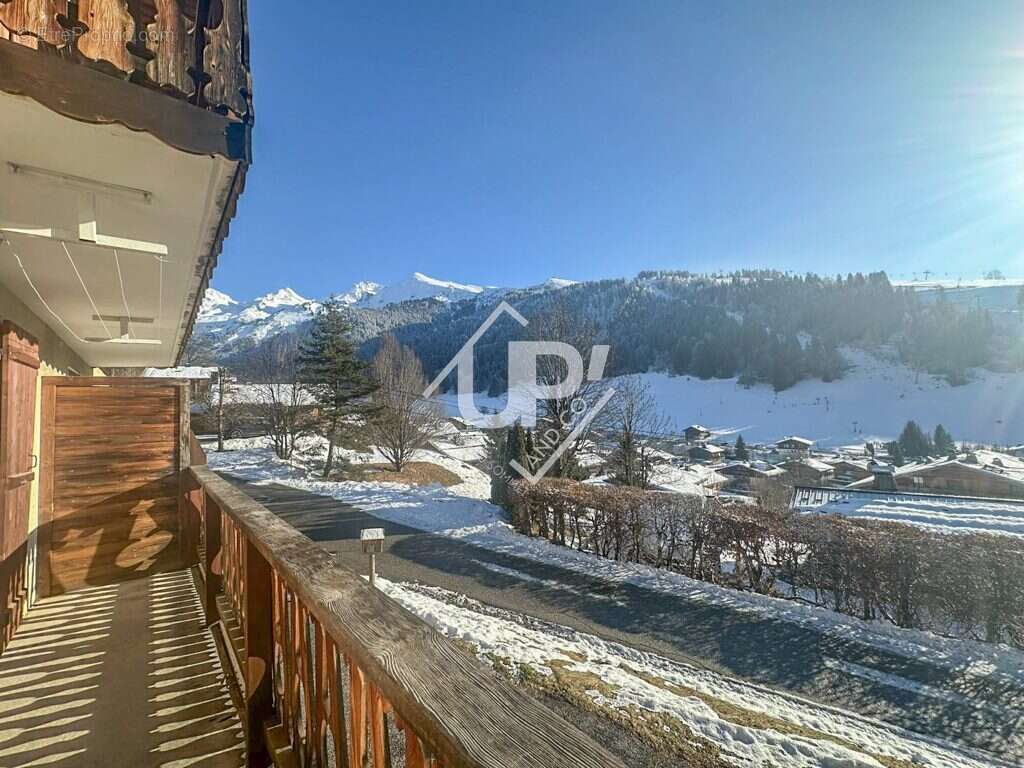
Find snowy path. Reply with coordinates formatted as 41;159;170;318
381;579;1014;768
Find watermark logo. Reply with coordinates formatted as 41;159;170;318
423;301;614;483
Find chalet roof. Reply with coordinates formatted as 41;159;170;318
792;486;1024;538
782;458;834;473
691;443;726;454
649;463;728;496
846;451;1024;490
143;366;217;380
719;461;786;478
776;436;814;447
825;457;870;471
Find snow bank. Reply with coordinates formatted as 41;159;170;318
380;580;1012;768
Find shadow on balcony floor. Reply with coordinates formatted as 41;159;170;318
0;570;244;768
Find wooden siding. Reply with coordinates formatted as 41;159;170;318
40;378;188;595
895;463;1024;500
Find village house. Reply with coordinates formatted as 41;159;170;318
689;442;727;463
684;424;713;442
845;450;1024;499
825;457;873;485
718;461;788;492
774;435;815;457
0;10;614;768
779;457;836;485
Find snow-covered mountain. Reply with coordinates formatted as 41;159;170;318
197;286;321;347
194;272;527;353
197;288;238;323
356;272;501;308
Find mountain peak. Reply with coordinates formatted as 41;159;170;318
197;288;238;322
544;277;577;289
255;287;309;309
358;272;495;307
338;281;382;305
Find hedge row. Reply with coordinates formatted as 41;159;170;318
507;479;1024;647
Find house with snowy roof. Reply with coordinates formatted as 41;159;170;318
779;457;835;485
774;436;815;457
845;450;1024;499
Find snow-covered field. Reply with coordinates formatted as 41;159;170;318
438;347;1024;447
380;580;1011;768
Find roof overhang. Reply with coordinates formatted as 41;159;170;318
0;86;246;368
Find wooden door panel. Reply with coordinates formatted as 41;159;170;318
0;322;39;651
42;381;185;595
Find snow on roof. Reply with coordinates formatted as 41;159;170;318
692;443;725;453
784;457;834;473
143;366;217;379
650;463;727;496
776;436;814;447
720;461;786;477
798;490;1024;538
846;451;1024;489
223;384;316;406
825;457;870;470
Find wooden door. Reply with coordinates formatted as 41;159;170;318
0;322;39;649
41;379;186;595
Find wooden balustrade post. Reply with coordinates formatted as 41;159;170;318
244;539;274;768
204;496;223;627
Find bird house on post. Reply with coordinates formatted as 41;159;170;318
361;528;385;588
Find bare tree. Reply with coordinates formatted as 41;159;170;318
607;375;669;488
369;335;443;472
213;368;241;451
528;298;615;478
252;339;311;460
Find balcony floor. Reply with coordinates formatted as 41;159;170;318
0;570;244;768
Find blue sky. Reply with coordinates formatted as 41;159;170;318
217;1;1024;300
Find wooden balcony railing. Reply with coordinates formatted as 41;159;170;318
183;466;625;768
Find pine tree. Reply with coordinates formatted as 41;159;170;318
886;441;906;466
298;298;377;478
933;424;956;457
898;420;933;459
734;434;749;461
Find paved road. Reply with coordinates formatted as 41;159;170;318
222;474;1023;763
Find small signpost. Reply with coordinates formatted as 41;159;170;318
360;528;385;588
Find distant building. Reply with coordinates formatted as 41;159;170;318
685;425;713;443
775;436;814;456
825;458;873;485
689;443;726;463
845;450;1024;499
718;461;787;491
779;458;835;485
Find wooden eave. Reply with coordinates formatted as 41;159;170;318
0;38;250;162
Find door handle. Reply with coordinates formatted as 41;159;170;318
29;455;38;470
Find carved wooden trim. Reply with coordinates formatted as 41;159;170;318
77;0;134;72
202;0;248;117
0;37;247;159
